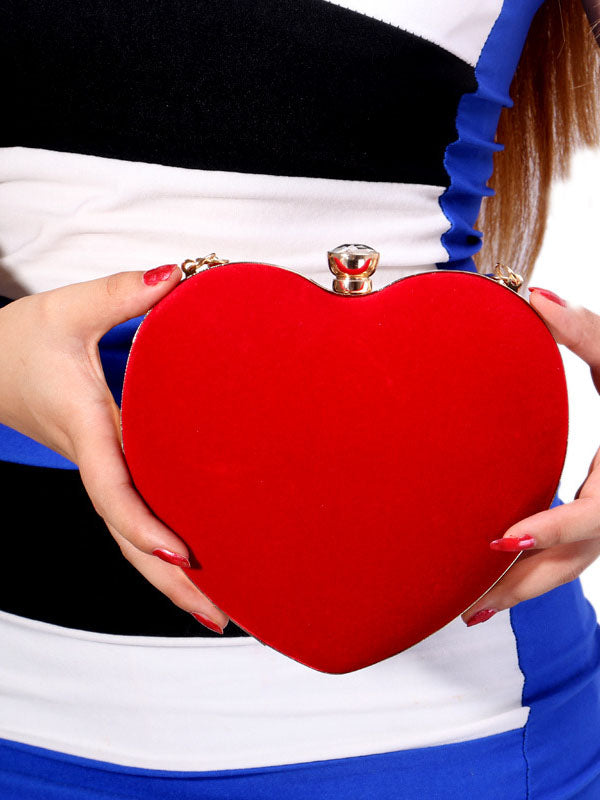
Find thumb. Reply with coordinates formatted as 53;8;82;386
528;286;600;393
59;263;182;340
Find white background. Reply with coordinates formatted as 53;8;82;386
530;146;600;616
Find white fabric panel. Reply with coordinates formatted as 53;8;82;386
0;147;450;299
0;609;529;771
323;0;503;66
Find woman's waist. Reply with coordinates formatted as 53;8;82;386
0;146;447;299
0;606;530;772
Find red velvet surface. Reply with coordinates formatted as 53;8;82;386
121;264;568;673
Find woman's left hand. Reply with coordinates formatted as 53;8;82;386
462;286;600;626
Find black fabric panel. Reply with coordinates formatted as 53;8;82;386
0;459;250;637
1;0;475;185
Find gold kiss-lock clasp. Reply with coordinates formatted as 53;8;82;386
181;253;230;278
492;262;523;292
328;244;380;295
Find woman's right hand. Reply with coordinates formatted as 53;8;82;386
0;266;230;634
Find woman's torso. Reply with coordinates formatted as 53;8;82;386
1;3;600;796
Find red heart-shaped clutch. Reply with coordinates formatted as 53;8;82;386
121;251;568;674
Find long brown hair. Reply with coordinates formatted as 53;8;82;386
474;0;600;284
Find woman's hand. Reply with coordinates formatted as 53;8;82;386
0;266;229;634
462;286;600;626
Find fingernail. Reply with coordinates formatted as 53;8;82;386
152;548;191;568
191;612;224;634
143;264;178;286
528;287;567;307
465;608;499;627
489;535;536;552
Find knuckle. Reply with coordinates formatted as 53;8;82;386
591;510;600;538
508;587;528;607
166;593;193;613
558;564;582;587
548;523;567;548
122;522;154;553
570;309;597;350
78;474;107;519
169;576;223;618
33;290;60;328
575;497;600;536
116;539;133;561
507;576;532;606
581;306;600;331
104;273;122;301
111;531;139;563
591;538;600;559
90;498;104;518
570;327;589;353
157;582;198;613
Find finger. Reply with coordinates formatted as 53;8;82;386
528;288;600;392
106;522;229;632
46;264;182;341
572;449;600;501
487;495;600;553
72;399;193;568
461;537;600;625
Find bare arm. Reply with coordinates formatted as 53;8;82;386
0;268;229;634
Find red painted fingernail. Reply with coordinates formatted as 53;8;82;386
489;535;536;552
528;287;567;307
466;608;498;627
191;612;224;634
152;548;191;568
143;264;177;285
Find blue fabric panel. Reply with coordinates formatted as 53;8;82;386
0;316;144;470
510;495;600;799
0;425;77;469
0;728;528;800
437;0;546;272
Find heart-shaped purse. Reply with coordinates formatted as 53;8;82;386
120;245;568;674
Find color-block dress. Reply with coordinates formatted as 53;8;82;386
0;1;599;797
